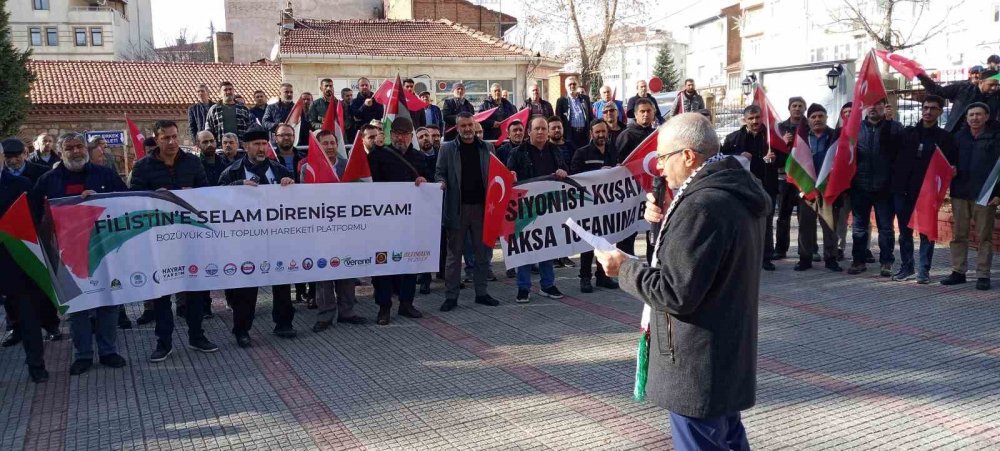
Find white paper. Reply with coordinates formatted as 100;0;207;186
564;218;636;258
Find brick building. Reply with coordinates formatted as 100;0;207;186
20;60;282;169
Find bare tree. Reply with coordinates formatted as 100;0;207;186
832;0;962;53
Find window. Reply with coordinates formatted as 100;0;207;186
434;79;514;106
33;0;49;10
90;27;103;46
74;28;87;46
45;27;57;46
29;27;42;46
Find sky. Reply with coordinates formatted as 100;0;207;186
151;0;226;48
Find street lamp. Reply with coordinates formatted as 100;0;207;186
826;64;844;90
741;74;757;96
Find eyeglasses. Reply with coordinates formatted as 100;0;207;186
603;109;616;114
656;148;687;162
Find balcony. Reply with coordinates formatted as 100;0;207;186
67;6;118;25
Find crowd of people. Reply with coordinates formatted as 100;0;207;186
1;66;997;387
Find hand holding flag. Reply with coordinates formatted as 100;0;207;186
126;116;146;160
910;148;954;241
341;131;372;182
483;153;516;246
301;132;340;184
875;50;926;79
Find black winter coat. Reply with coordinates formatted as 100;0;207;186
569;143;616;174
919;74;1000;133
886;124;959;196
10;162;49;184
615;123;655;164
721;126;779;195
619;156;768;418
367;145;425;183
505;142;567;181
129;150;209;190
950;126;1000;200
218;157;295;186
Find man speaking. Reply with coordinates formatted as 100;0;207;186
596;113;767;450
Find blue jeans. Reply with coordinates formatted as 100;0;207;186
894;194;935;277
850;189;895;264
669;411;750;451
516;261;555;290
70;306;118;360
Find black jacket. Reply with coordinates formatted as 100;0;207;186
721;126;779;195
853;119;902;193
627;93;666;123
9;161;49;184
494;140;521;167
506;141;567;181
615;123;655;164
349;92;384;127
918;74;1000;133
129;150;209;190
218;157;295;186
668;91;704;117
886;124;959;196
775;118;805;172
28;152;60;169
523;98;554;118
569;143;616;174
478;98;518;140
200;153;232;186
367;145;425;183
0;173;34;295
950;126;1000;200
555;95;593;131
619;156;768;418
442;97;476;130
33;163;127;200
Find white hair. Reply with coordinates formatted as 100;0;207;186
657;113;719;157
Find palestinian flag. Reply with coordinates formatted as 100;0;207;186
382;74;412;144
784;122;818;199
0;194;63;313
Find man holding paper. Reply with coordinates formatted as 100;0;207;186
595;113;767;450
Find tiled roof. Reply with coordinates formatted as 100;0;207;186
279;19;541;60
27;60;282;105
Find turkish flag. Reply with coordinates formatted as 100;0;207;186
373;80;429;111
752;87;788;154
445;107;499;134
341;131;372;182
854;52;888;111
495;107;530;144
320;98;344;133
909;147;954;241
875;50;926;80
482;153;515;246
301;132;339;184
621;130;660;192
126;116;146;160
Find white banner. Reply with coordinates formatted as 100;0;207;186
500;166;648;268
43;183;442;313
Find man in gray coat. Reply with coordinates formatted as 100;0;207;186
596;113;767;450
435;112;500;312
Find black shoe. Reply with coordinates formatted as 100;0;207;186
595;277;619;289
771;252;787;260
337;316;368;325
136;309;156;326
825;260;843;272
273;326;297;339
376;307;391;326
879;263;892;277
419;282;431;295
118;309;132;330
149;344;173;362
762;261;776;271
398;304;424;318
294;294;305;304
580;278;594;293
846;262;866;275
188;336;220;353
976;278;991;290
44;329;62;341
307;301;318;310
793;260;812;271
99;353;127;368
836;249;845;262
865;250;876;264
440;298;458;312
531;265;539;274
475;295;500;306
940;272;967;286
462;276;473;284
69;359;92;376
459;282;466;289
506;269;516;278
539;286;564;299
28;366;48;383
812;253;822;262
236;335;252;348
515;289;530;303
892;268;915;281
1;330;21;347
560;257;576;267
312;321;332;332
553;259;565;268
487;273;498;282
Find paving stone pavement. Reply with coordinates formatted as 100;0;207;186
1;232;998;450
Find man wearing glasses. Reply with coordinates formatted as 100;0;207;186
593;85;624;124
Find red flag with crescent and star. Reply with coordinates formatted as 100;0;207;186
482;153;516;246
909;147;953;241
620;129;660;193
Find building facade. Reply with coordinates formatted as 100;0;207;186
5;0;153;60
600;27;687;99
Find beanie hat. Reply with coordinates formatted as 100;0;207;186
788;96;806;108
807;103;827;116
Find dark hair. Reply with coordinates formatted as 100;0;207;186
341;87;352;94
414;127;428;134
320;78;333;85
315;129;335;141
402;78;415;85
361;123;380;133
546;115;562;124
219;81;233;88
684;78;695;84
923;94;945;108
634;98;655;110
589;119;607;129
253;89;265;95
456;112;475;121
981;69;999;79
280;82;292;89
152;120;178;137
507;120;524;130
742;105;762;115
274;123;295;134
419;91;431;97
988;55;1000;64
788;96;807;108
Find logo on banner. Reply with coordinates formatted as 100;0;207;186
260;261;271;274
188;265;198;276
241;261;255;275
224;263;238;276
111;279;122;290
375;252;388;264
303;258;314;270
130;272;147;287
344;256;372;267
330;257;341;268
275;261;285;272
154;265;186;284
392;251;402;262
317;258;327;269
289;260;299;271
205;264;219;276
403;251;432;262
